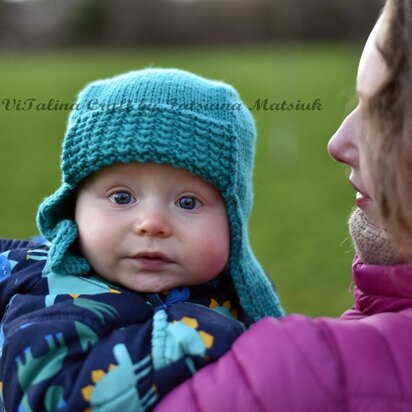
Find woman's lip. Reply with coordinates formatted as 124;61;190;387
350;180;372;205
356;191;372;207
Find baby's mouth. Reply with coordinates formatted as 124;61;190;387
134;251;174;263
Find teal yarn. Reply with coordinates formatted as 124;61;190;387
37;68;284;321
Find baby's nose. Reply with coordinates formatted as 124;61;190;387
133;211;172;238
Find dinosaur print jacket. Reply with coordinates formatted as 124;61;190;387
0;238;245;412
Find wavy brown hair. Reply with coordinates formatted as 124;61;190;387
361;0;412;256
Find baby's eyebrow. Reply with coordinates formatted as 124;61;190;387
85;178;126;193
97;173;134;185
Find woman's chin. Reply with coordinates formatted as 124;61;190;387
356;202;381;229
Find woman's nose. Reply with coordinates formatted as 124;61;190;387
327;110;359;167
133;208;172;238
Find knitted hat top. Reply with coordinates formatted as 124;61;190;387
37;68;284;321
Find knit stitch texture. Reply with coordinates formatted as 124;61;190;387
348;207;408;265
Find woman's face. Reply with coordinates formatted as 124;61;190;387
327;14;390;226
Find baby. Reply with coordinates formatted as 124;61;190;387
0;68;283;411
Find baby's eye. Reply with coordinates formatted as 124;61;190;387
176;196;202;210
109;191;136;205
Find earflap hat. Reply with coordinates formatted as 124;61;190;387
37;68;284;321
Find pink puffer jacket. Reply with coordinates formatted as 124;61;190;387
155;257;412;411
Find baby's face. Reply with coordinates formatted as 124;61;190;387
75;162;230;293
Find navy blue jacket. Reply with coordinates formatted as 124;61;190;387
0;238;245;411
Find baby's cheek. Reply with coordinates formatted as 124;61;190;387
77;220;111;268
196;231;230;276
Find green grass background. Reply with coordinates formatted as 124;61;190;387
0;44;361;317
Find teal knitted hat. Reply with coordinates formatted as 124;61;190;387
37;68;284;321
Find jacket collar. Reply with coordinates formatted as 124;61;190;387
352;256;412;315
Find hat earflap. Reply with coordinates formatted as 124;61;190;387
47;219;90;276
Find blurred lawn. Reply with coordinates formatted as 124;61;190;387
0;43;361;317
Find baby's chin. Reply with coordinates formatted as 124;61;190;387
90;261;183;293
119;273;185;294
